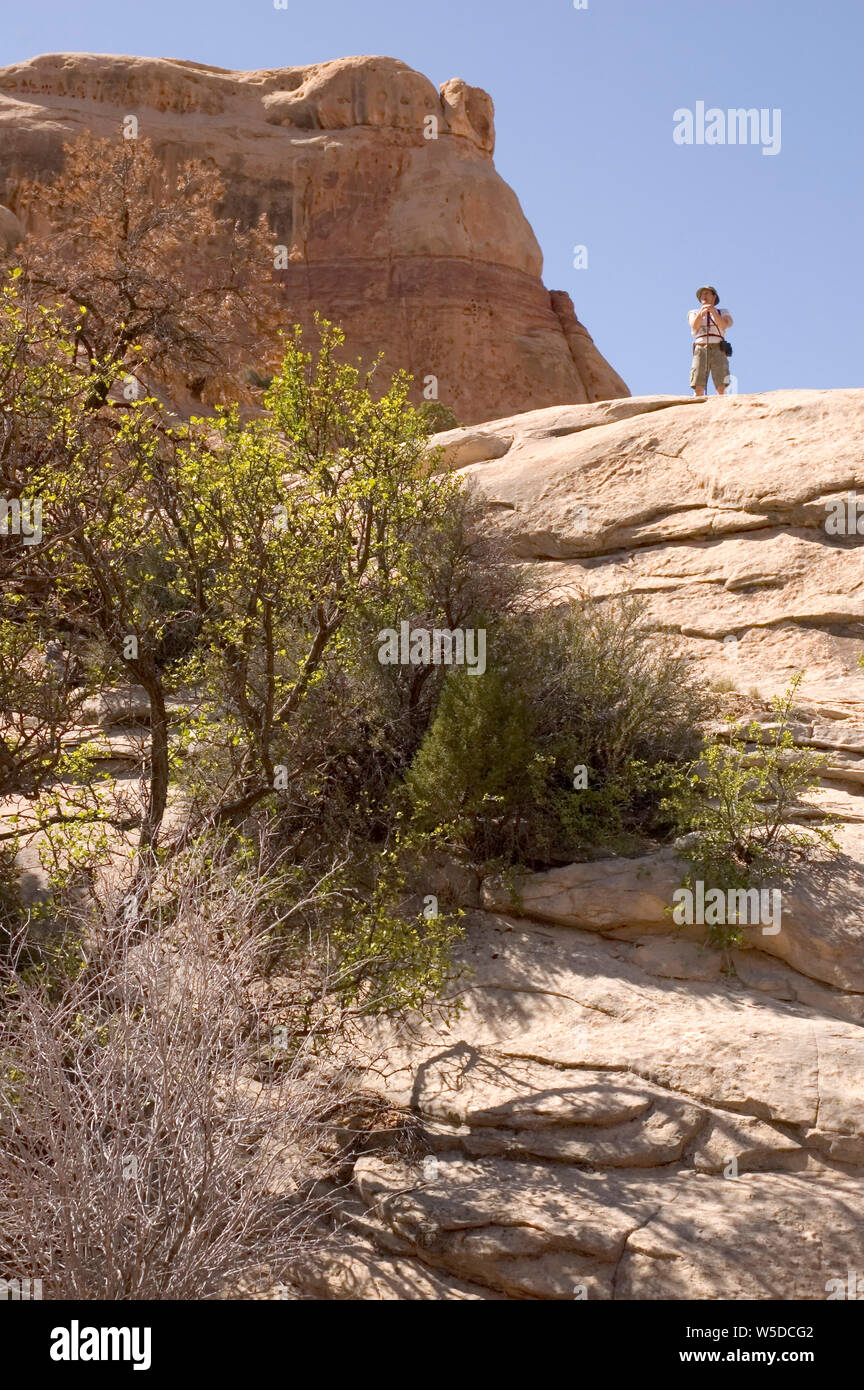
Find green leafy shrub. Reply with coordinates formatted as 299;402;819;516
404;662;545;864
404;598;711;866
417;400;459;435
328;840;465;1017
663;676;841;947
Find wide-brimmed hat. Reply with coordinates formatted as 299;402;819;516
696;285;719;303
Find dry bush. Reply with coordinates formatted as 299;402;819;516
0;845;348;1300
11;131;281;407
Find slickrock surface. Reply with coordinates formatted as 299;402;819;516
297;389;864;1300
0;52;628;423
436;388;864;702
306;909;864;1299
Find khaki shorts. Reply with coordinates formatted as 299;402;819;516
690;343;730;392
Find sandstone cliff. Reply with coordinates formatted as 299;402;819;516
0;52;628;423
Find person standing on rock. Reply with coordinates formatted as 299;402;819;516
689;286;733;397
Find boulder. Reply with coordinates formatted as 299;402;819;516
82;684;152;728
350;1154;864;1300
0;202;23;251
481;845;864;994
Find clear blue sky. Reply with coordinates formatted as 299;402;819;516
4;0;862;396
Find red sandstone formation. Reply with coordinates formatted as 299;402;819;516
0;52;628;423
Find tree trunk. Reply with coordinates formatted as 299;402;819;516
138;668;169;853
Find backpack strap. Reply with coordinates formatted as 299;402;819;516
697;306;726;343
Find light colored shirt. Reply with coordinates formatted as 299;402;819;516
689;305;733;345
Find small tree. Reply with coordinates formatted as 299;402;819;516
169;317;480;837
8;132;281;407
404;662;544;863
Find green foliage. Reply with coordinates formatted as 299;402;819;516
663;676;840;947
404;660;549;863
167;317;473;825
0;283;488;1015
0;612;88;800
0;842;27;956
416;400;459;435
404;599;710;866
329;839;464;1016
